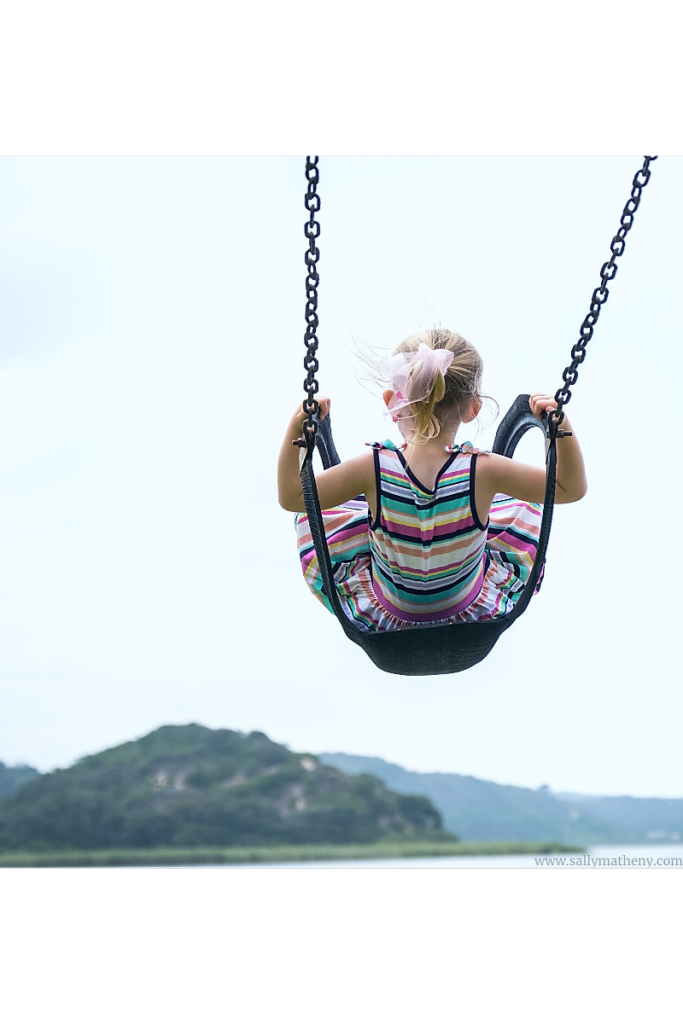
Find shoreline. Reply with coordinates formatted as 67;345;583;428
0;840;584;868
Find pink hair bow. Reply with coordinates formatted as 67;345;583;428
386;343;454;419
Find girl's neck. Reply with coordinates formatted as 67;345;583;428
402;421;462;456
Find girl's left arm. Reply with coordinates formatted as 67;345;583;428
277;397;377;514
473;393;588;519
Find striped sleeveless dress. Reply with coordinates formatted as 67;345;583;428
295;440;544;632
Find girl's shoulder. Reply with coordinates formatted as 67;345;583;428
444;441;490;456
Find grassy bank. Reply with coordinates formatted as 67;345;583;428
0;840;584;867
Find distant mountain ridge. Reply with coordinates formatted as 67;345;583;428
318;753;683;844
0;762;40;801
4;737;682;847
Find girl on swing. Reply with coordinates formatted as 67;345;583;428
278;328;587;632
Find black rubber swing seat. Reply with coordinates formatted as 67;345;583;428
301;394;558;676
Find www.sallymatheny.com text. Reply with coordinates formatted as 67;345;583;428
534;854;683;868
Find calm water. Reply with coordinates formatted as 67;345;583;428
225;844;683;869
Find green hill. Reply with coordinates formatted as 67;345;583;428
0;725;448;851
318;753;683;845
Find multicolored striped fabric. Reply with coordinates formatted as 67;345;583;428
369;442;487;622
295;440;543;633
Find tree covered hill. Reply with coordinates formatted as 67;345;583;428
0;725;447;851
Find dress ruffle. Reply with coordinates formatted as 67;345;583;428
295;493;544;633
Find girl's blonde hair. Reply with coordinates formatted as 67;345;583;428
392;328;484;443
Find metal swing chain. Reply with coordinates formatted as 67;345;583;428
295;155;657;444
298;155;322;448
549;155;658;436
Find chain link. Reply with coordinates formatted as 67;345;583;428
550;156;657;434
302;156;321;444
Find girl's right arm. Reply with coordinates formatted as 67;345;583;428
474;393;587;522
277;398;377;514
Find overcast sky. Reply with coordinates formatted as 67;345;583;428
0;155;680;797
